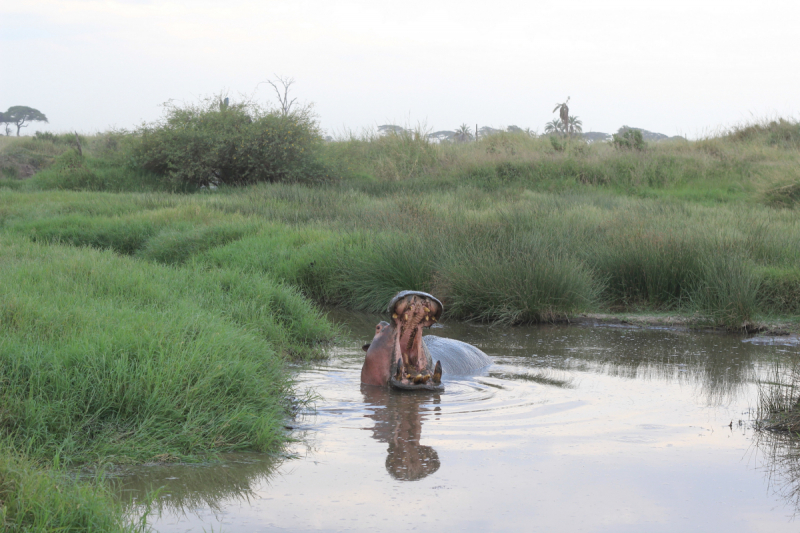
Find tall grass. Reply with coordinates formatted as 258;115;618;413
320;120;800;206
3;180;798;328
0;235;333;466
0;444;144;532
757;358;800;432
440;231;599;323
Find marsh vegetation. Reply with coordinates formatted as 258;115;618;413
0;101;799;529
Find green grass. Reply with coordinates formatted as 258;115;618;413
322;122;800;206
0;235;333;467
0;444;143;532
3;177;799;329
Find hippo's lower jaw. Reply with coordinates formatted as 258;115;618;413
388;292;444;391
389;377;444;392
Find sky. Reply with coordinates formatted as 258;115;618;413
2;0;799;138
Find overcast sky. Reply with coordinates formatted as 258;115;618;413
2;0;798;138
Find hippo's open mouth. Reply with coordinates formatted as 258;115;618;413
387;291;444;391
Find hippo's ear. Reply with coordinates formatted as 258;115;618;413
362;344;370;352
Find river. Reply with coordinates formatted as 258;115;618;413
116;312;800;532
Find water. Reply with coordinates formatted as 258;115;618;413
117;313;800;532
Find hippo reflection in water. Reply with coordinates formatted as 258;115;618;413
361;291;492;391
361;385;441;481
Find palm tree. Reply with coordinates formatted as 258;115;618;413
567;116;583;135
544;119;564;135
552;97;570;133
453;123;474;143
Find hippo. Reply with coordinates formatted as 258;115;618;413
361;291;492;391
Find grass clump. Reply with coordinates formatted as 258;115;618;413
440;230;599;324
757;359;800;433
690;253;762;329
5;182;799;330
759;267;800;315
324;127;439;181
729;118;800;150
764;182;800;208
0;445;142;532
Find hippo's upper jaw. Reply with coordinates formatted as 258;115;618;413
388;292;444;391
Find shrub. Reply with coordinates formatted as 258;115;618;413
549;135;566;152
133;97;328;187
612;128;647;151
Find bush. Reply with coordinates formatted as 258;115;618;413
612;128;647;151
134;97;329;187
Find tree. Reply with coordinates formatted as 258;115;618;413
453;123;474;143
545;118;564;135
567;116;583;135
0;111;8;136
5;106;48;136
263;75;298;117
552;97;570;135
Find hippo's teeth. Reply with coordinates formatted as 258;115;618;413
404;312;409;321
424;307;430;313
392;313;397;319
413;374;425;384
433;360;442;384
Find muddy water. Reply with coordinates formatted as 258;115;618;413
118;314;800;532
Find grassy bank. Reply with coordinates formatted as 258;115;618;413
1;233;334;464
0;227;334;528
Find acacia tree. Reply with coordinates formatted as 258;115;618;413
5;106;48;136
263;75;298;117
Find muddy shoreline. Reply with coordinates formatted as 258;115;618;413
570;312;800;338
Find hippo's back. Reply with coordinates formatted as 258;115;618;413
422;335;492;376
